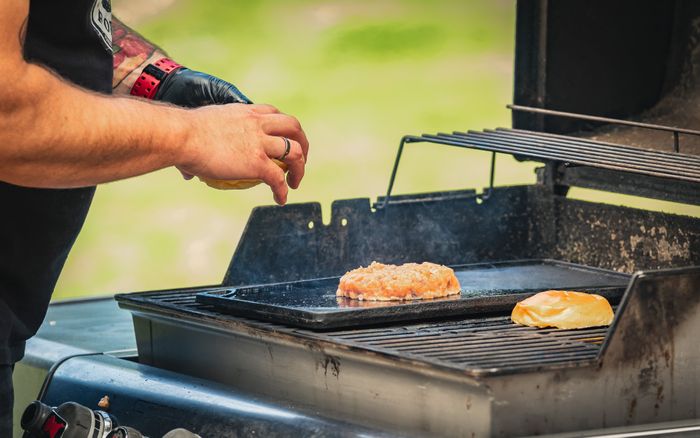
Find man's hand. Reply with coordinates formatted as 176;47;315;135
179;104;309;205
155;68;252;107
109;17;310;203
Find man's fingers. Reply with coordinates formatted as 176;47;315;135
262;136;305;190
259;159;288;205
260;114;310;160
283;138;305;190
261;135;292;159
248;104;280;114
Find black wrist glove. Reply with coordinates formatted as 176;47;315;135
154;67;252;108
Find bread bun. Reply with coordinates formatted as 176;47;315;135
198;159;288;190
511;290;614;329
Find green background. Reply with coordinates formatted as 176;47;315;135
53;0;700;300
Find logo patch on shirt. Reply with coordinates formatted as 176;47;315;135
91;0;113;51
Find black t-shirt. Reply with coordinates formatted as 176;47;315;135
0;0;113;364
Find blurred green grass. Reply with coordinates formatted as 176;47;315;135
53;0;699;300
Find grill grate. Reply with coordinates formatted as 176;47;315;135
326;316;606;374
121;289;610;376
421;128;700;183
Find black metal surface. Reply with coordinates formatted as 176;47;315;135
116;287;615;376
513;0;677;136
599;266;700;364
513;0;700;157
41;354;384;438
116;249;700;438
225;188;535;286
594;267;700;426
326;315;609;374
548;197;700;273
198;260;629;329
539;165;700;206
223;186;700;288
114;266;700;381
35;297;136;353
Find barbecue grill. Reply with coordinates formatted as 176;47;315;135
14;0;700;437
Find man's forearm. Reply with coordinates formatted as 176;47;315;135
0;61;189;188
112;16;167;94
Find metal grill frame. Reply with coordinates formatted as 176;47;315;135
118;287;617;377
115;267;700;437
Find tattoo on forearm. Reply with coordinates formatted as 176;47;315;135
111;17;164;89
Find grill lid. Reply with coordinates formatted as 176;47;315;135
512;0;700;157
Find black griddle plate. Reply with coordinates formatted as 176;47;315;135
196;259;630;329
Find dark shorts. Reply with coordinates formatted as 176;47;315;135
0;182;95;436
0;365;13;438
0;183;95;358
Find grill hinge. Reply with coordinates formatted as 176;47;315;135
536;162;570;197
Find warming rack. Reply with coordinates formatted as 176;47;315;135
378;105;700;209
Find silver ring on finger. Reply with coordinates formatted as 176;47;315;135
277;137;291;161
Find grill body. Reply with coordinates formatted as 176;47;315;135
117;187;700;436
119;269;700;436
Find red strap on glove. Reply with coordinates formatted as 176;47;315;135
130;58;182;99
